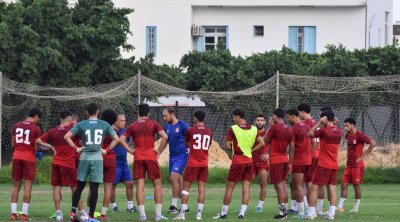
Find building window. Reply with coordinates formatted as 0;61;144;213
254;26;264;37
289;26;316;53
385;12;389;46
146;26;157;56
203;26;227;50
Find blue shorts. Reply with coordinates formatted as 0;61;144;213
113;164;132;185
169;152;188;175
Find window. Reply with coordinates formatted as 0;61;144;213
253;26;264;37
146;26;157;56
203;26;227;50
385;12;389;46
289;26;316;53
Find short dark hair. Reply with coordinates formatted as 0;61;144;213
344;117;356;125
101;109;118;125
194;110;206;122
69;110;78;120
297;103;311;113
138;103;150;117
60;110;72;120
232;108;245;118
164;107;177;115
320;106;333;113
28;108;42;118
320;111;335;122
286;108;299;116
256;113;266;119
273;108;285;119
87;103;99;116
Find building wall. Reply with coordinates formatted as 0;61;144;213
367;0;393;47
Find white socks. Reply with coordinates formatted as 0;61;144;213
257;200;264;209
111;202;117;208
317;199;324;212
307;207;316;217
291;200;297;211
338;197;346;208
197;203;204;216
127;201;134;209
171;198;178;207
155;204;162;216
138;205;146;217
297;202;305;215
353;199;361;210
220;205;229;216
328;205;336;217
303;196;309;209
22;203;29;215
11;203;17;214
101;207;108;216
239;205;247;216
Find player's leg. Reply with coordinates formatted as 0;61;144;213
220;181;236;216
20;160;36;220
53;186;62;217
325;169;338;219
256;168;268;212
238;164;255;219
100;182;113;219
169;159;181;213
292;172;306;216
111;165;121;213
71;180;87;221
351;166;363;212
133;160;147;220
338;181;349;211
271;163;288;219
197;181;206;219
289;178;297;214
88;181;100;219
149;160;165;221
70;186;88;221
11;159;23;220
125;180;135;212
175;166;194;219
305;183;319;219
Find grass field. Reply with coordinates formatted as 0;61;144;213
0;183;399;221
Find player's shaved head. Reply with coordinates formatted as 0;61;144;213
87;103;99;116
101;109;118;125
194;110;206;122
138;103;150;117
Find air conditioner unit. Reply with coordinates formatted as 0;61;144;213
192;25;200;36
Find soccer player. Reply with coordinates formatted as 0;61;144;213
264;108;294;220
286;108;313;218
173;110;213;220
111;114;136;213
306;111;342;220
70;110;81;170
159;107;189;214
252;114;269;213
119;103;168;221
337;118;376;213
65;103;120;222
213;108;264;220
36;111;85;222
10;108;43;221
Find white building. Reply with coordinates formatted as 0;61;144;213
113;0;393;65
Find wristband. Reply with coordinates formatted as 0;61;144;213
105;147;112;153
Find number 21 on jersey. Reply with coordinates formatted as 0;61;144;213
193;134;211;150
15;128;31;144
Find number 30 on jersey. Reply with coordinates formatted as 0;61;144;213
192;134;211;150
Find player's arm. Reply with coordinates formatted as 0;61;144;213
288;141;295;173
310;138;317;157
308;117;326;137
107;133;120;150
35;138;54;152
156;130;168;156
251;135;265;152
119;135;134;154
357;138;377;163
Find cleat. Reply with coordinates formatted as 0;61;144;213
173;214;185;220
324;214;335;220
49;212;58;219
293;214;305;219
10;213;18;221
85;218;100;222
337;207;344;212
70;212;80;222
139;215;147;221
155;214;169;221
213;213;227;219
350;208;359;213
317;211;327;216
20;214;32;221
56;214;64;222
273;214;288;220
80;215;89;222
238;215;245;220
112;206;120;213
255;207;263;213
168;205;179;214
99;215;108;221
127;206;137;213
94;212;101;218
196;215;202;220
288;209;298;214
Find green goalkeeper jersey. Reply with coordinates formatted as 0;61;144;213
70;118;115;161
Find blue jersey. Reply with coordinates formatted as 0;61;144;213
114;128;130;166
165;120;189;157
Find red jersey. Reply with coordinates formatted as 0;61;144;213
303;118;319;158
252;129;268;163
123;118;163;161
225;123;253;164
346;131;371;168
184;125;213;167
102;134;116;160
313;126;342;169
12;120;42;163
266;123;293;164
40;125;75;168
292;122;312;165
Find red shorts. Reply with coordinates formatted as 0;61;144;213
342;166;364;185
103;159;116;183
312;165;338;185
269;162;289;184
133;160;161;180
183;166;208;182
253;161;269;175
227;163;255;182
292;165;311;174
51;164;77;187
304;158;318;183
12;159;36;181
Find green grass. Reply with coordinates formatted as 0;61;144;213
0;183;399;221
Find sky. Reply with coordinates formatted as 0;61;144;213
395;0;400;23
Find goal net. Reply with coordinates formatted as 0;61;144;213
1;73;399;167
